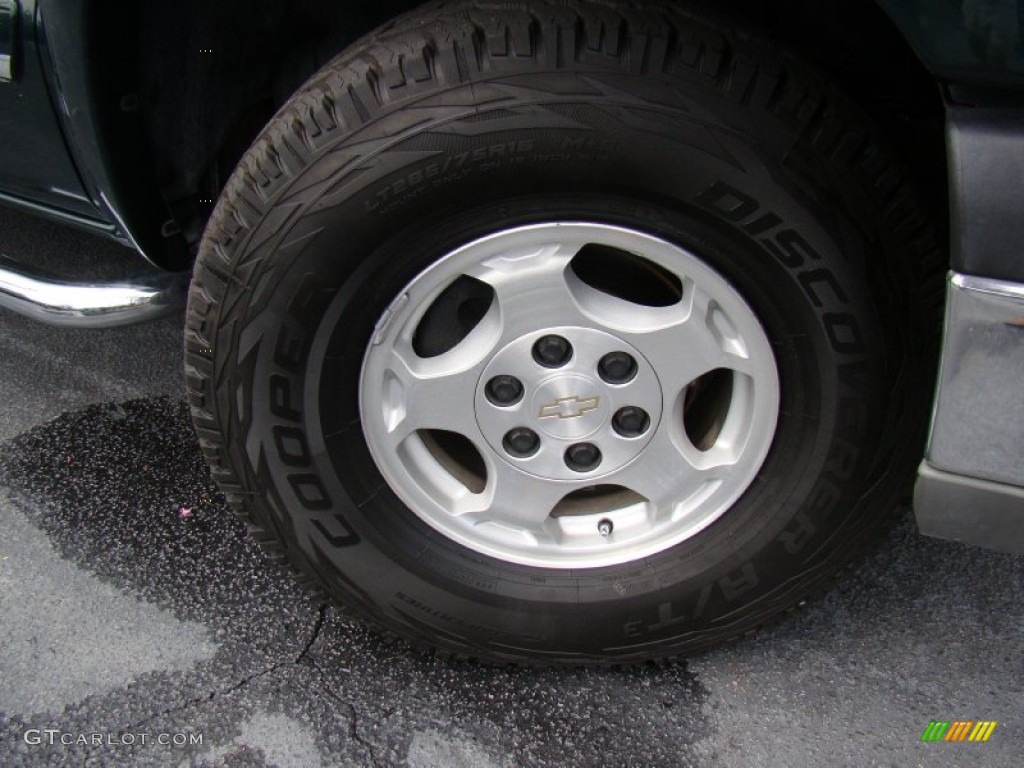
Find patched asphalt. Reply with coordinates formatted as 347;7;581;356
1;209;1022;767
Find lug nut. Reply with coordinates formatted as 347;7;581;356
503;427;540;458
533;335;573;368
485;375;524;406
598;351;637;384
598;518;614;537
612;406;650;437
565;442;602;472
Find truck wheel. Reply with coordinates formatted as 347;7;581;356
185;0;941;663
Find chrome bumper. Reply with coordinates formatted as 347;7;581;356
915;272;1024;552
0;254;187;328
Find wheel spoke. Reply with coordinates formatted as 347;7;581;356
460;457;570;534
610;427;724;522
379;340;485;444
464;240;595;340
618;282;759;399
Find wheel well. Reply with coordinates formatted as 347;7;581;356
121;0;946;249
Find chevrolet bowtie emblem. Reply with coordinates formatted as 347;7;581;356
538;395;601;419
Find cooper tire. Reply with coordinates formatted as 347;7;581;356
185;0;943;663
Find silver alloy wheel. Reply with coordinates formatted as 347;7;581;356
359;223;780;568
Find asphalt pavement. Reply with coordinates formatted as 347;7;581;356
1;207;1021;767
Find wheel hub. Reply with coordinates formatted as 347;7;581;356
475;327;661;481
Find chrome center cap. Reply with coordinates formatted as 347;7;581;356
474;326;663;481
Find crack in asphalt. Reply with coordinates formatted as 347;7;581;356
123;663;285;736
296;605;388;767
124;602;333;737
296;604;331;665
310;662;385;768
